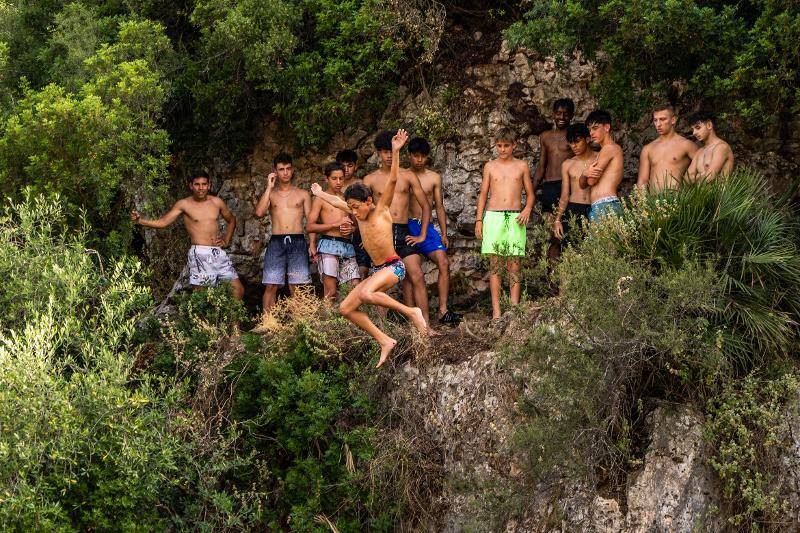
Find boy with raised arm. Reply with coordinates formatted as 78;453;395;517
255;153;313;313
637;104;698;193
307;162;360;302
131;171;244;300
406;137;462;326
364;131;433;325
311;129;428;368
475;128;534;320
553;123;594;246
337;148;370;277
687;111;734;180
580;110;624;222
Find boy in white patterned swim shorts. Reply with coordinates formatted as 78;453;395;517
131;171;244;300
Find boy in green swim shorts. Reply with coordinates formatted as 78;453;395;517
475;128;534;319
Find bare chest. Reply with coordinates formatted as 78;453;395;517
183;204;220;224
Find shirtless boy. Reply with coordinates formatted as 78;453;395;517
311;129;428;368
533;98;575;260
637;104;698;193
307;162;360;302
553;123;594;245
580;110;624;222
475;128;534;320
337;148;369;277
131;171;244;300
406;137;462;326
255;152;313;312
364;131;433;325
687;111;734;180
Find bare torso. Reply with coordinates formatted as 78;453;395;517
180;197;226;246
269;186;308;234
486;158;528;210
358;205;396;264
365;168;415;223
643;135;698;192
591;143;624;202
541;129;573;182
565;155;594;204
693;141;734;177
409;168;440;219
314;193;350;238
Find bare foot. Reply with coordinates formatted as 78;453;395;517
428;326;441;337
408;307;428;335
376;338;398;368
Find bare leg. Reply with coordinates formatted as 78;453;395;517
508;258;521;305
230;278;245;300
429;250;450;318
403;254;430;325
402;277;415;307
262;284;280;312
321;274;338;303
488;255;502;319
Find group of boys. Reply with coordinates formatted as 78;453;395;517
131;100;733;367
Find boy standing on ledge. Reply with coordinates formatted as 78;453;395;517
580;110;624;222
131;171;244;300
311;129;428;368
475;128;534;320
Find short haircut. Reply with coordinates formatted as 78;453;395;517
274;152;293;167
494;128;517;143
408;137;431;155
324;161;343;177
566;122;590;142
586;110;612;127
652;103;676;115
688;111;716;127
373;131;393;151
335;149;358;164
553;98;575;115
344;182;372;202
189;170;209;183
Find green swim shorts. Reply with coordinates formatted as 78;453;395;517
481;210;526;257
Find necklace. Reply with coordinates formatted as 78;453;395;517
276;188;292;198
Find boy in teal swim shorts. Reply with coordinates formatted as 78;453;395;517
475;128;534;319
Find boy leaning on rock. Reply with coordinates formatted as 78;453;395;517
475;128;534;320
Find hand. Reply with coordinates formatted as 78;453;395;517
339;219;354;236
130;210;141;223
311;183;322;196
308;245;317;262
585;163;603;179
441;233;449;249
516;209;531;226
475;220;483;240
213;235;228;247
553;219;564;240
267;172;277;189
391;128;409;151
405;234;424;246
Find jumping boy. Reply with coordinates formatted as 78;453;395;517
131;171;244;300
637;104;698;193
406;136;462;326
311;129;428;368
475;128;534;320
553;123;594;245
364;131;433;325
307;162;360;302
255;152;313;313
687;111;734;180
337;148;369;278
580;110;624;222
533;98;575;261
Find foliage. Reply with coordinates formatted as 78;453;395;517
413;101;459;144
505;0;800;127
705;372;798;528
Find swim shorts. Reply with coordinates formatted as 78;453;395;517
560;202;591;248
188;245;239;287
588;196;622;223
369;255;406;281
352;230;371;268
392;223;419;258
481;210;527;257
407;218;446;256
317;235;360;284
538;180;562;214
262;234;312;286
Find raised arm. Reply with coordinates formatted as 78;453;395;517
432;173;448;248
406;171;431;244
516;161;534;226
636;145;651;190
131;201;184;229
532;133;548;192
215;198;236;247
254;172;276;218
310;183;351;214
474;163;491;240
377;129;409;210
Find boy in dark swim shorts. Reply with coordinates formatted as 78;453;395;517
553;123;594;249
311;129;431;368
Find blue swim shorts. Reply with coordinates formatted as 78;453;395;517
262;234;312;286
407;218;446;256
369;256;406;281
588;196;622;223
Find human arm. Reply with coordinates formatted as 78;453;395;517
302;191;317;261
704;144;731;179
214;198;236;247
405;172;431;245
531;133;547;192
254;172;276;218
377;129;409;211
432;174;448;249
516;162;534;226
474;163;491;240
131;201;183;229
553;162;571;239
687;151;699;181
310;183;352;214
635;145;650;190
